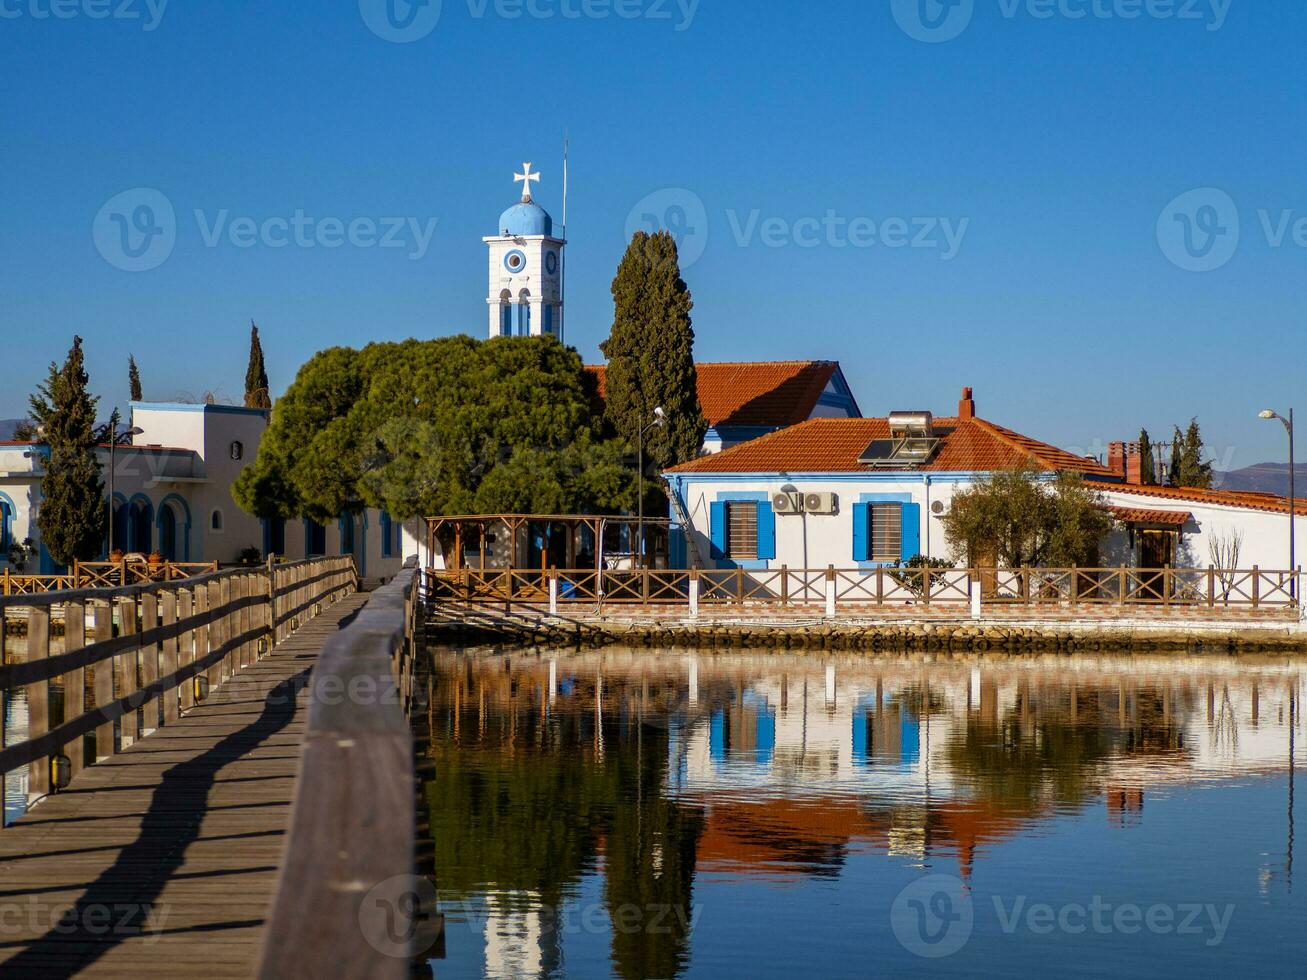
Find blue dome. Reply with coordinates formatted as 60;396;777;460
499;200;553;237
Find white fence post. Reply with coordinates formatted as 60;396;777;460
970;579;983;621
688;575;700;619
825;569;837;619
548;575;559;617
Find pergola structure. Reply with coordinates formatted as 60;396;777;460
425;514;672;571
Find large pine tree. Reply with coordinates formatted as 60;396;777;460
31;336;107;565
600;231;707;471
245;321;272;410
1138;428;1156;485
128;354;143;402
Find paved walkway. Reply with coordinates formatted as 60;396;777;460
0;593;370;979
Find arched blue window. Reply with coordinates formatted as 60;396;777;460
112;499;130;554
158;505;177;561
0;497;12;553
380;512;393;558
340;513;356;557
128;497;153;554
305;520;327;557
263;517;286;557
543;304;554;335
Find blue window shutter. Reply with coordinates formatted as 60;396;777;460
852;502;870;562
900;502;921;562
709;501;726;559
756;501;776;560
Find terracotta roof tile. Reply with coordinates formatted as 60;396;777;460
1092;480;1298;516
666;416;1120;477
586;361;846;428
1108;506;1193;527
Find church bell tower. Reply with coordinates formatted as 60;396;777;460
486;163;565;339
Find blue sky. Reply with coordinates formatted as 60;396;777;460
2;0;1303;465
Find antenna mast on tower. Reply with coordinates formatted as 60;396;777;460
561;131;569;347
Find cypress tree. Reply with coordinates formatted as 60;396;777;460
600;231;707;471
1138;428;1156;485
245;321;272;410
1168;427;1183;487
128;354;143;402
32;336;108;565
1178;417;1213;488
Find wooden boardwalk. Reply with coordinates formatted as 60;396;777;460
0;592;371;979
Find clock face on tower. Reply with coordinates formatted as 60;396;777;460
504;249;527;274
544;250;559;276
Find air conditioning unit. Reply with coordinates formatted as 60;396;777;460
804;492;839;515
772;492;803;515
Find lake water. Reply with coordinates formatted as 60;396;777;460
421;647;1306;979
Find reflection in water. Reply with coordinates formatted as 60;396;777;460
423;649;1305;977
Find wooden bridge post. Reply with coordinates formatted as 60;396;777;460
238;572;253;669
139;591;160;736
266;557;277;650
195;583;213;701
92;604;114;760
1252;566;1261;608
62;601;86;781
25;607;51;803
209;578;228;690
116;597;139;747
180;587;197;712
160;590;180;725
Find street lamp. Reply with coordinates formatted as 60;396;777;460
636;406;667;567
106;419;145;555
1259;408;1296;598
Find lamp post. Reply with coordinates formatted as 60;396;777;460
636;407;666;567
106;418;145;555
1260;408;1296;599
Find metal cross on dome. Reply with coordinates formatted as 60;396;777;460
514;162;540;202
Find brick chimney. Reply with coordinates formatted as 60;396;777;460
1109;440;1145;485
958;387;976;420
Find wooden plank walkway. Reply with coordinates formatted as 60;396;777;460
0;592;371;979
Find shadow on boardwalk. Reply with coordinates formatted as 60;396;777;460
0;601;364;979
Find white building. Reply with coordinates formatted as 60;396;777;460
0;401;405;578
663;387;1305;574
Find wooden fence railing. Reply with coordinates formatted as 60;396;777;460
0;556;358;826
426;566;1303;612
259;561;422;980
1;560;220;596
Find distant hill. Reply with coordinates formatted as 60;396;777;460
0;419;26;441
1215;463;1307;497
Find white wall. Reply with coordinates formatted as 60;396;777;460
670;475;973;570
671;474;1307;572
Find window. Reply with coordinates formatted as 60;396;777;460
306;520;327;557
869;504;902;562
0;499;11;552
210;509;224;532
380;512;393;558
230;440;243;460
726;502;759;561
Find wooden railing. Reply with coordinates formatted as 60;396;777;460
1;560;219;596
0;556;358;826
426;566;1303;613
259;561;423;979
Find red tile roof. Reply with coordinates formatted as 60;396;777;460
666;416;1120;477
1108;506;1193;527
1094;481;1298;516
585;361;849;428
